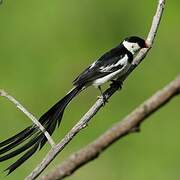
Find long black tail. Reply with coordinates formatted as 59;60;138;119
0;85;82;174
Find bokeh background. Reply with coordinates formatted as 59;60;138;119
0;0;180;179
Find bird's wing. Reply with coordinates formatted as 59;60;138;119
73;52;129;86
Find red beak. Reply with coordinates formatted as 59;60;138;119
144;41;150;48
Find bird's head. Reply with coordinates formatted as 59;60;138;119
122;36;149;54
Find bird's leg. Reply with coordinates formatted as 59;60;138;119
97;86;108;105
110;80;123;90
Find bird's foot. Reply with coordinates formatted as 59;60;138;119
110;80;123;90
97;94;108;106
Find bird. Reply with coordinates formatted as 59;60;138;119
0;36;149;174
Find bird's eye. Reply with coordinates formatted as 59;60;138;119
132;45;134;48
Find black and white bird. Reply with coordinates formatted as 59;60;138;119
0;36;149;174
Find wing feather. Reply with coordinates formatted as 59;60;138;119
73;49;129;86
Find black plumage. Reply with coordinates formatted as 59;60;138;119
0;85;83;174
0;36;147;174
73;44;133;86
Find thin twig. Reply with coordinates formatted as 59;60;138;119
0;89;55;147
42;76;180;180
26;0;166;179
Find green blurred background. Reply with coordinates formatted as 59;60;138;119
0;0;180;179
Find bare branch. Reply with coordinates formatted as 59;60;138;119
0;89;55;147
26;0;166;179
42;76;180;180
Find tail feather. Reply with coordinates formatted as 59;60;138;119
5;118;58;174
6;143;39;174
4;123;56;175
0;128;35;155
39;114;58;150
0;126;34;148
0;85;83;173
0;132;42;162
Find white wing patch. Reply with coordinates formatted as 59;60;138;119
89;61;97;69
99;54;128;72
92;54;130;87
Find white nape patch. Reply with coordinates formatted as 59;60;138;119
123;40;140;54
99;54;128;72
